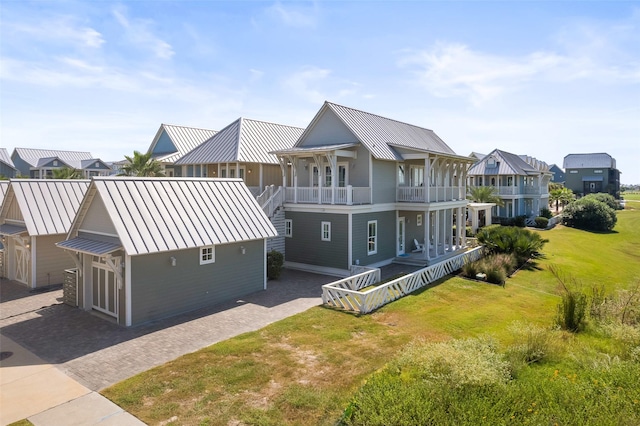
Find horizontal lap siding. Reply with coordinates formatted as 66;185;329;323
130;239;265;325
371;159;396;204
35;235;76;287
352;210;396;266
285;211;348;270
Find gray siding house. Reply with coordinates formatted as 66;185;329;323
0;148;18;178
11;148;111;178
0;179;90;287
272;102;474;277
147;124;217;177
57;177;277;326
467;149;552;219
563;153;621;199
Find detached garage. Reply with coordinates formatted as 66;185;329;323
0;179;89;288
57;177;278;326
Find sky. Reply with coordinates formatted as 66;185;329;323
1;1;639;183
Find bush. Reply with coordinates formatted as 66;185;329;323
266;250;284;279
550;266;588;332
582;193;621;210
506;321;556;366
477;225;548;260
461;253;517;285
540;208;553;219
562;197;617;231
534;216;549;229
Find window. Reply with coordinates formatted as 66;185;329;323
200;246;215;265
417;214;422;226
507;176;513;186
285;219;292;238
367;220;377;255
570;170;578;174
398;165;406;185
594;170;603;174
321;221;331;241
478;177;483;186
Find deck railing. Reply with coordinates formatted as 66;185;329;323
396;186;465;202
322;246;484;314
284;186;371;205
258;185;285;218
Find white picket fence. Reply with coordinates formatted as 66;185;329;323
322;246;484;314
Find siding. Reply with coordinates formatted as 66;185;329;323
285;211;349;270
81;194;118;235
399;210;426;250
267;208;286;255
35;234;75;286
352;210;396;266
303;108;358;147
130;239;265;325
371;159;397;204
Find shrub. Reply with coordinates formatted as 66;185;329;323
550;266;588;332
462;261;478;278
534;216;549;229
484;265;506;285
477;225;548;260
582;192;621;210
540;207;553;219
562;197;617;231
506;321;556;366
513;215;526;227
266;250;284;279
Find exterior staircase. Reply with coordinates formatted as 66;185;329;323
257;185;286;256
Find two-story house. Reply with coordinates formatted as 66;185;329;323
147;124;218;177
563;153;621;199
467;149;552;220
0;148;18;179
11;148;111;178
271;102;473;277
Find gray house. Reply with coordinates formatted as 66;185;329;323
11;148;111;178
0;179;90;287
147;124;218;177
272;102;474;276
549;164;565;184
0;148;18;178
57;177;277;326
563;153;621;199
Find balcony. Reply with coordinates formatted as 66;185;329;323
285;186;371;205
497;186;543;196
396;186;465;203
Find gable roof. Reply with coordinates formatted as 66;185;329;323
563;153;616;169
12;148;96;169
468;149;550;176
294;101;458;161
175;118;304;165
0;181;8;205
0;148;17;171
65;177;277;256
149;124;218;163
0;179;90;236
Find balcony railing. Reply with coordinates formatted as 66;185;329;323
396;186;465;203
285;186;371;205
497;186;543;195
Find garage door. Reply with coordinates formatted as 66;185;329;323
92;257;120;318
14;244;29;285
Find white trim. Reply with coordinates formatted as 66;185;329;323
77;229;120;238
199;245;215;265
417;214;422;226
367;220;378;255
284;219;292;238
125;254;132;326
321;221;331;241
263;239;268;290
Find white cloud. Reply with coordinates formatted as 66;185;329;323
266;1;318;28
282;66;332;103
8;17;104;48
112;5;174;59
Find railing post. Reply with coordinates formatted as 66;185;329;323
347;185;353;205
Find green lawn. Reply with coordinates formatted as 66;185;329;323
102;206;640;426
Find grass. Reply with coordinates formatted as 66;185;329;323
102;208;640;426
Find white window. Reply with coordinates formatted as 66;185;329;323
570;170;578;174
417;214;422;227
200;246;215;265
321;221;331;241
367;220;377;255
594;170;603;174
398;164;406;185
285;219;292;238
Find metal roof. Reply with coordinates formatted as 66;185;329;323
1;179;90;236
563;153;616;169
176;118;304;165
150;124;218;163
271;143;359;156
0;148;16;170
12;148;94;168
0;181;8;205
57;237;122;256
70;177;278;256
0;223;28;236
295;102;458;161
468;149;549;176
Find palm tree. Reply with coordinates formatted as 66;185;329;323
467;185;505;207
549;187;574;212
119;151;165;177
52;167;83;179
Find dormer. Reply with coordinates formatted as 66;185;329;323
486;156;498;168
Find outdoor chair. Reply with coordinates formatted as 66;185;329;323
412;239;425;253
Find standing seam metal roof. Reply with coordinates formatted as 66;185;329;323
468;149;549;176
151;124;218;163
80;177;277;256
12;148;94;168
563;153;616;169
2;180;90;236
297;102;457;160
175;118;304;165
0;148;16;170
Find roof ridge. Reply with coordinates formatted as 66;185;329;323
162;123;217;132
325;101;436;133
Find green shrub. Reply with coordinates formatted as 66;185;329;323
462;261;478;278
477;225;548;260
582;192;621;210
534;216;549;228
485;265;506;285
550;266;588;332
514;215;526;227
506;321;556;366
266;250;284;280
540;207;553;219
562;198;617;231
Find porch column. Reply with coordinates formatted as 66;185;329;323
425;157;430;203
259;163;264;190
425;210;431;261
462;206;467;247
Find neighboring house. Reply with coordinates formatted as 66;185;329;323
174;117;304;195
56;177;277;326
549;164;565;184
0;148;18;178
467;149;552;219
0;179;90;287
563;153;621;199
469;152;486;162
107;159;129;175
147;124;217;177
11;148;111;178
271;101;474;277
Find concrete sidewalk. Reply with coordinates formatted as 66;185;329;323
0;334;144;425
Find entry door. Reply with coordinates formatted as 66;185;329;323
92;257;120;318
14;244;29;284
397;217;406;255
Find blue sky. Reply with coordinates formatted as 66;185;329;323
1;1;639;183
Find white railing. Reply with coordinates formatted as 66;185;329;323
284;186;371;205
397;187;425;202
397;186;464;202
322;246;484;314
258;185;285;218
